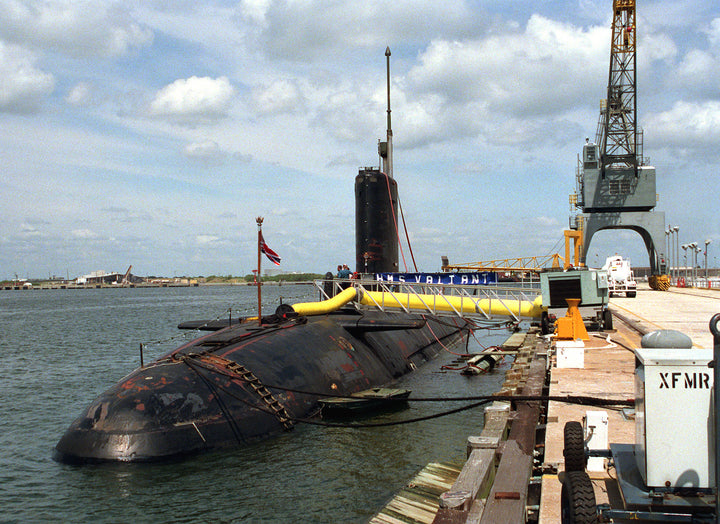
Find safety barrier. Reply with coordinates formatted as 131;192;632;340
310;278;543;322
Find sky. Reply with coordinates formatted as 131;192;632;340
1;0;719;280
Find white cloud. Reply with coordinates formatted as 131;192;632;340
196;234;220;245
645;100;720;149
536;216;560;227
241;0;272;25
19;222;43;238
149;76;235;123
409;15;607;114
65;82;92;106
0;41;54;113
257;1;483;61
312;84;377;142
0;0;153;57
252;79;303;114
639;31;678;64
71;228;99;239
708;18;720;49
677;50;716;78
672;47;720;99
183;139;227;163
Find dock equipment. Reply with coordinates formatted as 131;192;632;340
442;228;586;280
561;319;720;522
442;254;563;274
539;267;611;333
569;0;668;289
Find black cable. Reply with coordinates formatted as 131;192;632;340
294;399;493;428
185;360;248;444
179;353;634;429
184;354;634;405
187;359;495;428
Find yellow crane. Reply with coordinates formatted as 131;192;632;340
443;230;584;273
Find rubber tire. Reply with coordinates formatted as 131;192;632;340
563;421;586;472
626;290;636;298
541;312;552;335
561;470;596;524
602;308;613;331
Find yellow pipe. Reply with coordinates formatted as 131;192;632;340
288;286;544;319
358;290;545;319
290;287;358;316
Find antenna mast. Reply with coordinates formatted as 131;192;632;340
384;46;393;178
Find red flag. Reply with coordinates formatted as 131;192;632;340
259;232;281;265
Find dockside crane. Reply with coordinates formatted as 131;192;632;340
571;0;668;290
597;0;639;174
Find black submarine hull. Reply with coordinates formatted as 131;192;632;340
54;308;468;463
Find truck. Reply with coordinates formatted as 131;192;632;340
602;255;637;297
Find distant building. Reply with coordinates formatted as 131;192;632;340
75;270;143;285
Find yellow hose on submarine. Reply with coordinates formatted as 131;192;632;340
290;287;359;316
289;286;544;319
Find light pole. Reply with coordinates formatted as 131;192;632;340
705;239;712;288
669;226;676;282
681;244;688;285
673;226;680;282
695;245;702;287
665;230;672;275
688;242;697;286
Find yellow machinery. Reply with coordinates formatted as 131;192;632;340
554;298;589;341
442;230;584;274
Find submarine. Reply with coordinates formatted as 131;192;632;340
53;51;473;463
53;293;470;463
53;175;472;463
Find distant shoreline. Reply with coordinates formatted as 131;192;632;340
1;281;317;291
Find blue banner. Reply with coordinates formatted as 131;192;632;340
374;272;497;285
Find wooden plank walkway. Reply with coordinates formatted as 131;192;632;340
370;463;463;524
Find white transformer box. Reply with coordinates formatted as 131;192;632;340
635;347;715;488
585;411;609;472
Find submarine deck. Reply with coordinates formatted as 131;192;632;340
370;282;720;523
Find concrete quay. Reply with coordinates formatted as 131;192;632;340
539;283;720;523
609;282;720;349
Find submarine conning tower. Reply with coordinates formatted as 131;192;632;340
354;47;399;276
355;167;399;274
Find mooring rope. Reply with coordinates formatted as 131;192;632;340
177;354;633;430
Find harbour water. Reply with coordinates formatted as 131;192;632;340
0;285;513;523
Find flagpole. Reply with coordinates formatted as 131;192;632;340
256;216;263;325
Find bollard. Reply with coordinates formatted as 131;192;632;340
711;313;720;524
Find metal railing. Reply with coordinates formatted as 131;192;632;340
314;278;542;322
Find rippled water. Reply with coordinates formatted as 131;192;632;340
0;285;513;523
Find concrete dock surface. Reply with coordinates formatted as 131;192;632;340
539;283;720;522
610;283;720;349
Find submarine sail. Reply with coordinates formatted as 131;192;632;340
355;168;399;275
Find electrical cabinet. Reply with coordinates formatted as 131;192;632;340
634;348;715;488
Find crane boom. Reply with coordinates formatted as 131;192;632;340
596;0;639;173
